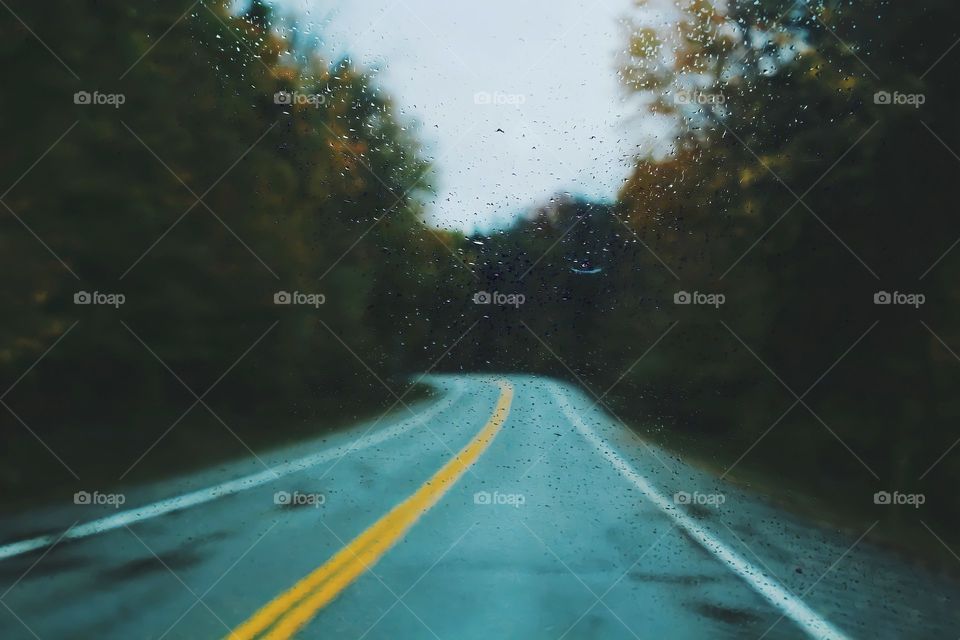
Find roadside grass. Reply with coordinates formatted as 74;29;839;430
0;382;433;516
623;417;960;576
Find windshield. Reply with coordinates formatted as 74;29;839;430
1;1;958;639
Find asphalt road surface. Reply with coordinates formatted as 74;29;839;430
0;375;956;639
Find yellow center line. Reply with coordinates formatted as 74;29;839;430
226;379;514;640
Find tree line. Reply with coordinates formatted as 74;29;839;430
2;0;958;563
431;0;960;563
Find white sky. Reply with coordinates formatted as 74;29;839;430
270;0;661;232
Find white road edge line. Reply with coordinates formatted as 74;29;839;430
0;380;466;562
549;383;851;640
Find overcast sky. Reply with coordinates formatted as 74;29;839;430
269;0;662;232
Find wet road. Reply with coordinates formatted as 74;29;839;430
0;374;956;639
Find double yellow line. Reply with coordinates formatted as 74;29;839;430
226;379;514;640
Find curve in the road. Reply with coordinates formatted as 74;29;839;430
226;379;514;640
0;379;466;561
550;382;851;640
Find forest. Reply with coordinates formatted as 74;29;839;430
2;0;958;563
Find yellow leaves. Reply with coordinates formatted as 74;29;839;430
689;0;725;22
629;28;662;60
739;165;759;187
835;74;860;92
326;135;370;196
739;153;789;188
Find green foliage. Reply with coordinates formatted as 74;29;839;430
0;1;441;493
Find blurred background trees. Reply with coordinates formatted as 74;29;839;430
2;0;957;563
0;0;449;495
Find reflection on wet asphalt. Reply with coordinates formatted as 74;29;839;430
0;375;957;639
